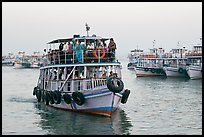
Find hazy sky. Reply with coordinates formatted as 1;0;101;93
2;2;202;59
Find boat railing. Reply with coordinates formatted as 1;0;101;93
43;78;107;92
43;49;116;65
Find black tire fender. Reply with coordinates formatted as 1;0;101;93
151;68;155;73
45;90;49;105
48;91;55;104
33;86;38;96
107;77;124;93
178;68;183;73
36;88;41;102
72;92;85;106
121;89;130;104
63;93;72;104
144;68;149;72
41;89;45;102
53;90;61;104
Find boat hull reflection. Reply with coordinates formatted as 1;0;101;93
34;103;132;135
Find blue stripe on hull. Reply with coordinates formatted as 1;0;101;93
80;106;112;111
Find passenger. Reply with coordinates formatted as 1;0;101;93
102;71;107;79
53;70;57;80
59;42;64;51
76;41;83;63
98;41;103;48
87;42;94;49
91;42;95;49
108;38;117;54
112;73;118;77
103;41;108;51
67;41;72;53
82;42;87;50
86;42;94;58
109;71;113;77
63;42;67;51
71;40;76;51
93;73;97;79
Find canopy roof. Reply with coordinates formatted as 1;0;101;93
47;38;73;44
47;35;110;44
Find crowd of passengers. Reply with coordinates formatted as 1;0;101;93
45;37;117;64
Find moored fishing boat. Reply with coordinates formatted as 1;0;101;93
32;25;131;117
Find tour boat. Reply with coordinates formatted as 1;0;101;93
135;58;166;77
162;47;189;78
162;58;188;77
33;25;130;117
2;53;15;66
134;48;166;77
30;51;43;68
127;48;144;69
185;39;202;79
13;51;31;69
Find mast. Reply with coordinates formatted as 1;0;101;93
85;23;90;37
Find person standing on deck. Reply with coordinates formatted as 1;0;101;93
108;38;117;53
108;38;117;61
76;41;83;63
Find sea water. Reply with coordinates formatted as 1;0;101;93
2;59;202;135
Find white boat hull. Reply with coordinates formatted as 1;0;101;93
186;66;202;79
41;88;123;117
13;63;23;69
31;63;40;68
163;67;187;77
135;67;165;77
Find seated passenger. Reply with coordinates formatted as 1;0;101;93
86;42;94;57
112;73;118;77
102;71;107;79
87;42;94;49
109;71;113;77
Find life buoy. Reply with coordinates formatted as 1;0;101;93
178;68;183;74
151;68;155;73
107;77;124;93
93;48;106;59
121;89;130;104
72;92;85;105
53;90;61;104
63;93;72;104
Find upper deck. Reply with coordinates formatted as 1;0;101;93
42;35;118;67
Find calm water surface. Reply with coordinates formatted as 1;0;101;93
2;59;202;135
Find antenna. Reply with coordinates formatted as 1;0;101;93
177;41;180;48
85;23;90;37
153;40;156;48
